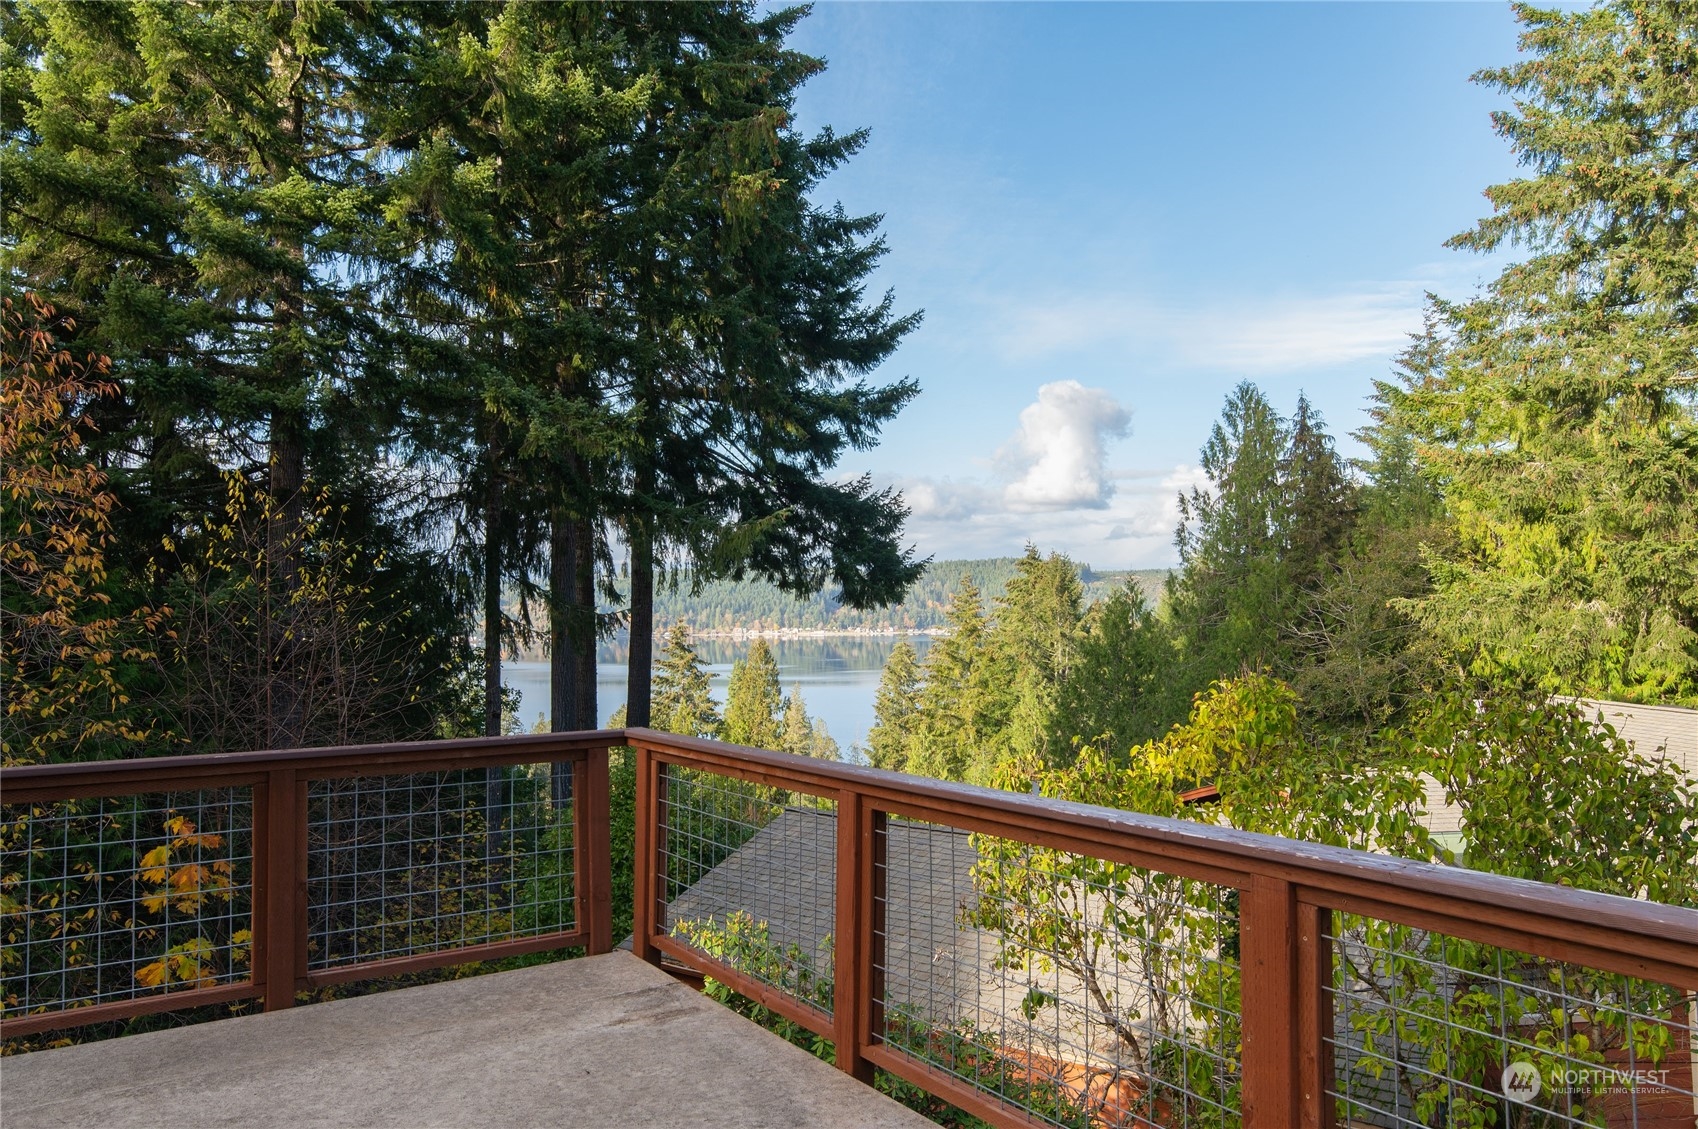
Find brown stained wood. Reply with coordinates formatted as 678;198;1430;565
863;1044;1057;1129
8;725;1698;1063
642;744;837;804
259;767;300;1012
834;789;872;1082
1240;875;1300;1128
0;732;613;798
1297;902;1336;1129
620;729;1698;976
8;725;1693;981
631;747;662;967
651;933;834;1040
580;748;613;955
1;772;269;805
870;794;1250;890
301;931;589;989
293;775;309;991
0;981;258;1039
1298;887;1698;991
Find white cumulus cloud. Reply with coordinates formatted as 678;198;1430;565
998;381;1131;511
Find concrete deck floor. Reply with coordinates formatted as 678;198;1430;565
0;952;933;1129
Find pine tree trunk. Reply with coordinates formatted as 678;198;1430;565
550;508;580;731
626;512;654;729
482;460;510;847
573;513;597;729
549;508;578;806
265;56;309;752
482;466;504;738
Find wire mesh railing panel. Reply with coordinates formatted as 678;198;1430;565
875;817;1243;1129
1327;913;1697;1129
1;789;255;1020
659;766;837;1017
305;764;576;970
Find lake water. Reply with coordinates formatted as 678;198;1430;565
503;635;933;758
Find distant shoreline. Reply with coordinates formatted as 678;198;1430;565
676;625;947;640
503;625;943;662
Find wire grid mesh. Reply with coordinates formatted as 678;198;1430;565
659;766;837;1017
1326;912;1698;1128
306;763;576;969
1;789;255;1019
874;817;1242;1129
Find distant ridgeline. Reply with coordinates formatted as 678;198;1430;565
616;559;1171;634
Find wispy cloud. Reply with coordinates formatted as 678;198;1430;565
994;282;1430;374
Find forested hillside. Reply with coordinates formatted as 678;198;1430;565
597;560;1170;633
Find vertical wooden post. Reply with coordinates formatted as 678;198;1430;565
257;766;302;1012
1297;900;1336;1129
631;744;665;967
834;790;871;1082
579;747;613;955
1240;873;1300;1127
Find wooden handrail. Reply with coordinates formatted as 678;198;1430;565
0;730;626;801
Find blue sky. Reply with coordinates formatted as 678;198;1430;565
779;2;1527;569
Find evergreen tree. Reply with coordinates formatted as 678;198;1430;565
388;3;645;736
1052;581;1181;761
1167;383;1361;706
1399;2;1698;704
807;716;840;762
723;638;782;750
906;576;1004;782
1167;382;1292;687
1280;394;1357;598
618;4;924;726
3;3;468;750
989;547;1085;767
866;640;922;771
1288;357;1449;731
650;624;719;739
780;689;813;758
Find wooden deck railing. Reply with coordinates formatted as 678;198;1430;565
0;732;617;1037
623;728;1698;1129
4;728;1695;1128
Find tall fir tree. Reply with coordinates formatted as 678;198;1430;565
1398;2;1698;704
1280;394;1357;599
1288;352;1450;731
1167;382;1292;689
723;637;783;750
906;576;1005;782
780;689;813;758
1051;581;1181;761
616;5;924;727
3;2;467;749
865;640;922;771
988;547;1085;767
649;623;720;739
